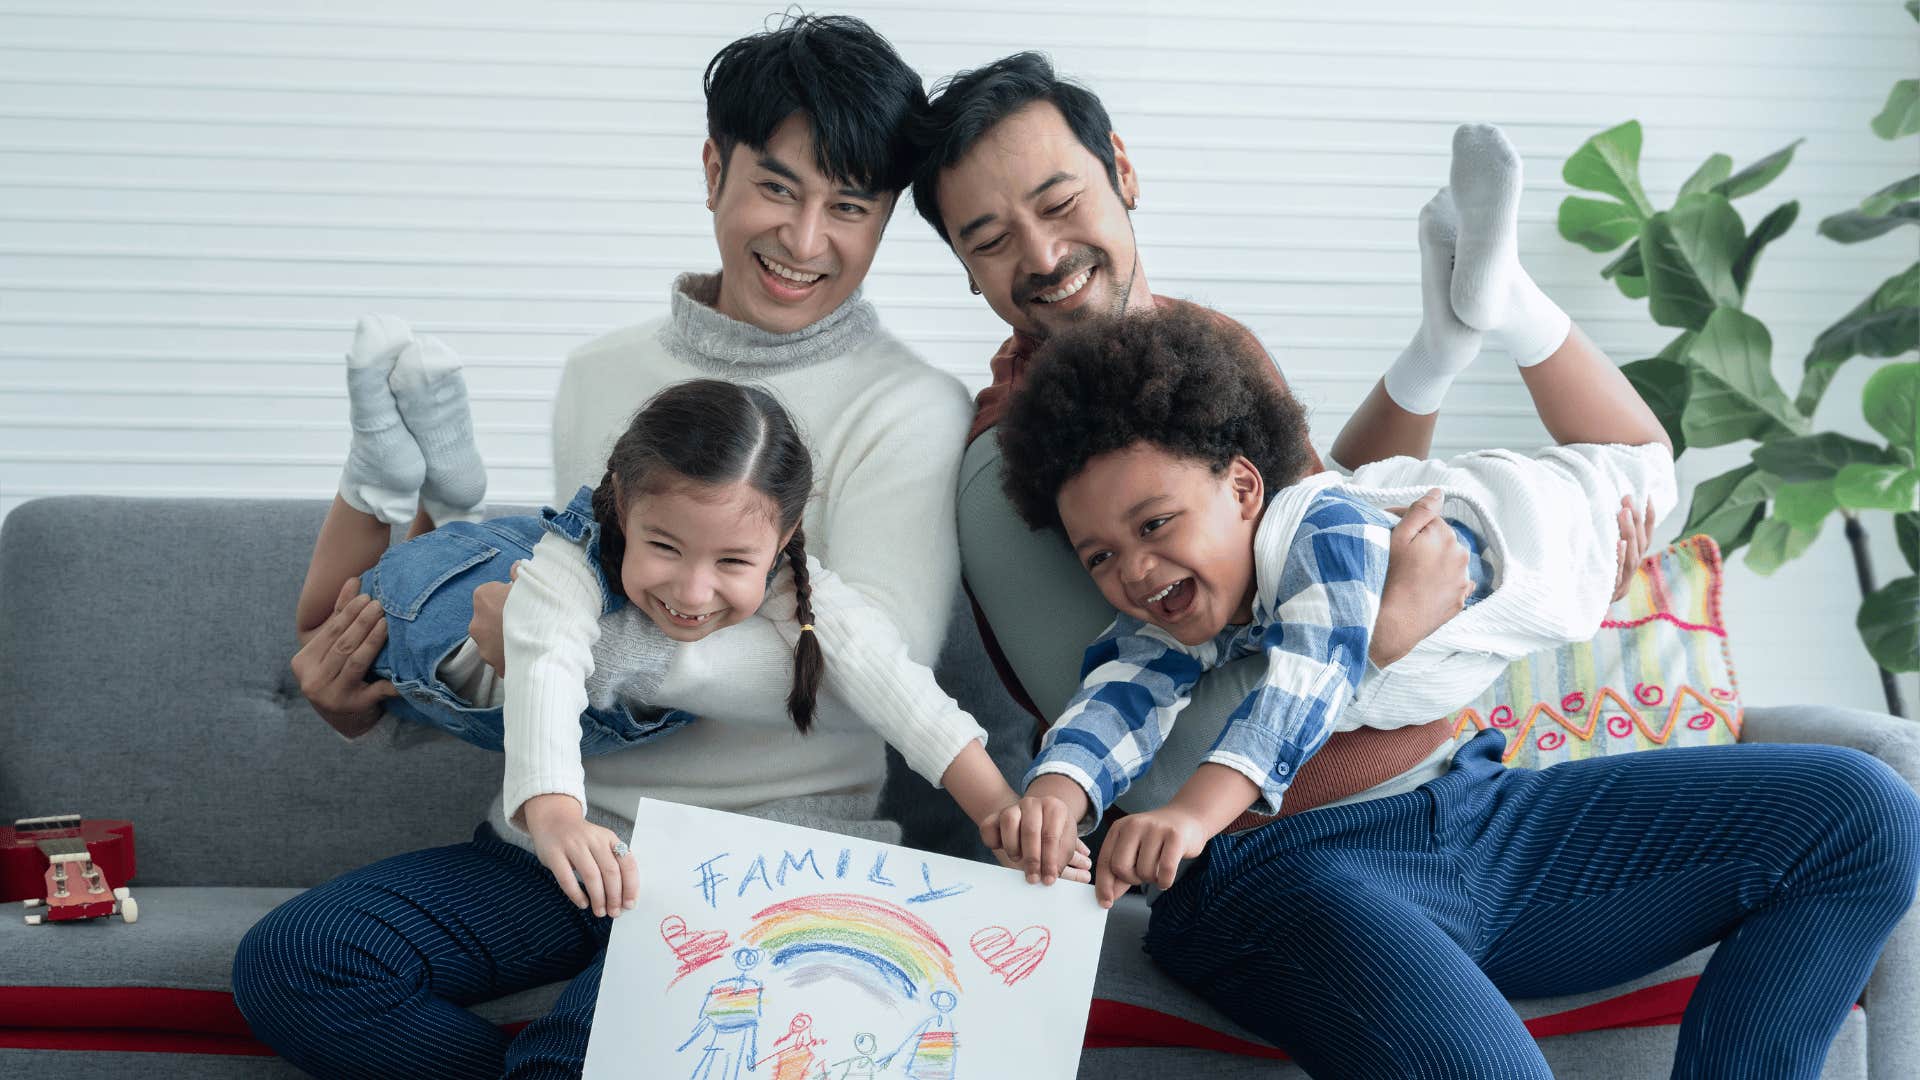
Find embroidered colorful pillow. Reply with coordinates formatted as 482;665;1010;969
1447;534;1743;769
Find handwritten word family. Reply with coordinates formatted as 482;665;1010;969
693;848;974;910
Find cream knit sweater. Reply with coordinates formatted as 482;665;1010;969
484;274;973;848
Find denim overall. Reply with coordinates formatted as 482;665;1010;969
361;485;695;754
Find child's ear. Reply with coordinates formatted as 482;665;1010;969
778;525;798;553
1229;455;1265;520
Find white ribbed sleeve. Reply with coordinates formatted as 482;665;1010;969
759;555;988;786
499;531;606;828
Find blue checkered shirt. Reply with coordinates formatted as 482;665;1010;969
1027;490;1494;822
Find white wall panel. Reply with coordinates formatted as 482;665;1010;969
2;0;1914;709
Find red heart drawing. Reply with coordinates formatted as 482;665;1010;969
970;924;1051;987
661;915;731;987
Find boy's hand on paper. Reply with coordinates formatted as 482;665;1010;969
1373;488;1471;667
980;776;1086;885
1095;807;1209;908
523;792;638;919
1613;497;1655;602
291;575;398;738
468;560;522;674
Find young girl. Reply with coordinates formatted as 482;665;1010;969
294;346;1088;913
985;126;1919;1078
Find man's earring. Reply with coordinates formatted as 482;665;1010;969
968;279;981;296
1126;195;1139;210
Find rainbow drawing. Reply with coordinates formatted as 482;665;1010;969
742;893;961;1003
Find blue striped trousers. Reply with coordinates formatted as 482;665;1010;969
1146;731;1920;1079
232;824;609;1079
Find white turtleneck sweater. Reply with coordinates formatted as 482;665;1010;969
484;274;973;849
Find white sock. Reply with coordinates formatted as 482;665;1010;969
1448;123;1571;366
1383;189;1483;415
390;333;487;525
339;314;425;526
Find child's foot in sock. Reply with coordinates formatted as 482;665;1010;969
390;333;487;525
1447;123;1570;365
340;314;425;525
1383;188;1483;415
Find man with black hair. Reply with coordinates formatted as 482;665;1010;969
914;51;1478;827
246;17;975;1078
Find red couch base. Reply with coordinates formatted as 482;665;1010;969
1;979;1743;1060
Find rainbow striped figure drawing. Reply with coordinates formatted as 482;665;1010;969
584;800;1107;1079
676;948;765;1080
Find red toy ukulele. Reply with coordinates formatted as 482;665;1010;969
2;815;137;925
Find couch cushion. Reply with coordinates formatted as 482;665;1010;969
0;498;506;888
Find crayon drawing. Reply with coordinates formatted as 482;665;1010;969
584;800;1106;1079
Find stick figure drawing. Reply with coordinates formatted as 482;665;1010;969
677;947;766;1080
880;989;959;1079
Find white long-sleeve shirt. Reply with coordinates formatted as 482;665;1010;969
484;273;973;846
498;534;988;826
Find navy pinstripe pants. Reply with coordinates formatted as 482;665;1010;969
232;824;610;1079
1146;731;1920;1079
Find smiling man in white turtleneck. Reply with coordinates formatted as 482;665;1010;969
240;17;978;1080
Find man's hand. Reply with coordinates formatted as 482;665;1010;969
979;775;1087;885
290;576;397;738
522;793;638;919
469;561;522;675
1094;806;1210;908
1613;497;1655;602
1372;488;1471;668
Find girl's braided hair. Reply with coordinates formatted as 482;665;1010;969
590;379;823;733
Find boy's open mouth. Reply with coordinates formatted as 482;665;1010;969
1145;577;1196;620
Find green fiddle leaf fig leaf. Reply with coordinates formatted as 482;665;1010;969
1601;242;1650;299
1751;432;1895;481
1910;0;1920;23
1679;153;1732;199
1833;463;1920;511
1682;308;1805;447
1711;138;1804;200
1873;80;1920;141
1558;196;1641;252
1744;516;1821;576
1858;575;1920;674
1772;479;1838;532
1897;510;1919;573
1615;270;1650;300
1563;121;1654;217
1799;261;1920;415
1733;200;1798;298
1621;356;1690;456
1681;463;1779;554
1819;203;1920;244
1864;360;1920;451
1644;195;1745;331
1862;174;1920;216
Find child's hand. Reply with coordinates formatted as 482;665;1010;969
1095;807;1210;908
979;776;1087;885
1373;488;1471;667
989;839;1094;884
522;793;637;918
1613;497;1655;601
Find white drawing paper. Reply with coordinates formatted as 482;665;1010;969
583;798;1109;1080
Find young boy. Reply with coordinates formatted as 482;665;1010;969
986;126;1920;1079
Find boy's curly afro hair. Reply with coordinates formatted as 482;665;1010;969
997;304;1311;533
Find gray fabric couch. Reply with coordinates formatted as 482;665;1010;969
1;496;1913;1078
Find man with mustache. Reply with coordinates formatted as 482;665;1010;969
912;52;1474;816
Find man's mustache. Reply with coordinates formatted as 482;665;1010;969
1014;249;1106;305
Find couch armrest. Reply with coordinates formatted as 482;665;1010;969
1741;703;1920;1080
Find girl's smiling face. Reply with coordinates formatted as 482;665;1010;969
618;479;790;642
1056;443;1265;647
